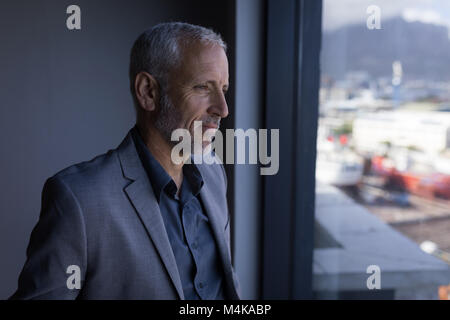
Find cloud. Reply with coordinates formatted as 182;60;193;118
323;0;450;31
402;8;444;25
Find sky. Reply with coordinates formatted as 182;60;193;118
323;0;450;31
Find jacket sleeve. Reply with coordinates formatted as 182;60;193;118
9;176;87;300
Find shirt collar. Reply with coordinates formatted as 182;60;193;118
183;162;204;197
131;125;204;202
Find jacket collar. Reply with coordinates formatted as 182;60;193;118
117;130;185;299
116;128;240;300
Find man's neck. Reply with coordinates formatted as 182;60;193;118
136;122;184;190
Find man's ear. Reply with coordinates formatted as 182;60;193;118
134;72;160;112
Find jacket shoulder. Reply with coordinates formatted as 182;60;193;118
52;148;120;186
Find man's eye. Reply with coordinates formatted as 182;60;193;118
195;85;209;90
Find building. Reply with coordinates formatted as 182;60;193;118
353;111;450;155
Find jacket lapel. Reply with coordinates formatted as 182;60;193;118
116;132;184;300
197;164;240;300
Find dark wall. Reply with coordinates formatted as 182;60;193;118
0;0;235;299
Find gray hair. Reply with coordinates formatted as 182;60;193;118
129;22;227;111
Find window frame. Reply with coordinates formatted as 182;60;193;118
262;0;322;299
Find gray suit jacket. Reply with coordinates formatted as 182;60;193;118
11;129;240;300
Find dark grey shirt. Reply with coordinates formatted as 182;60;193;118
132;127;227;300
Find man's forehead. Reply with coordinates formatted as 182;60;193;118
181;42;227;66
175;42;229;83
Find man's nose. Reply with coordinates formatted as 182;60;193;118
210;90;229;118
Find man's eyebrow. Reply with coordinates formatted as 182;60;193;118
198;80;229;89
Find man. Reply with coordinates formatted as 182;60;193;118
11;22;240;300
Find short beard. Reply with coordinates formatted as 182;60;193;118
154;91;181;146
154;91;221;155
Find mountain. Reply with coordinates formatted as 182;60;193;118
321;16;450;82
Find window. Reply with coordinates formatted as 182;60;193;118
314;0;450;299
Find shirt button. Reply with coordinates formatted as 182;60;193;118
192;242;198;249
199;282;204;289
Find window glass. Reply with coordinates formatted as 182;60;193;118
315;0;450;300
